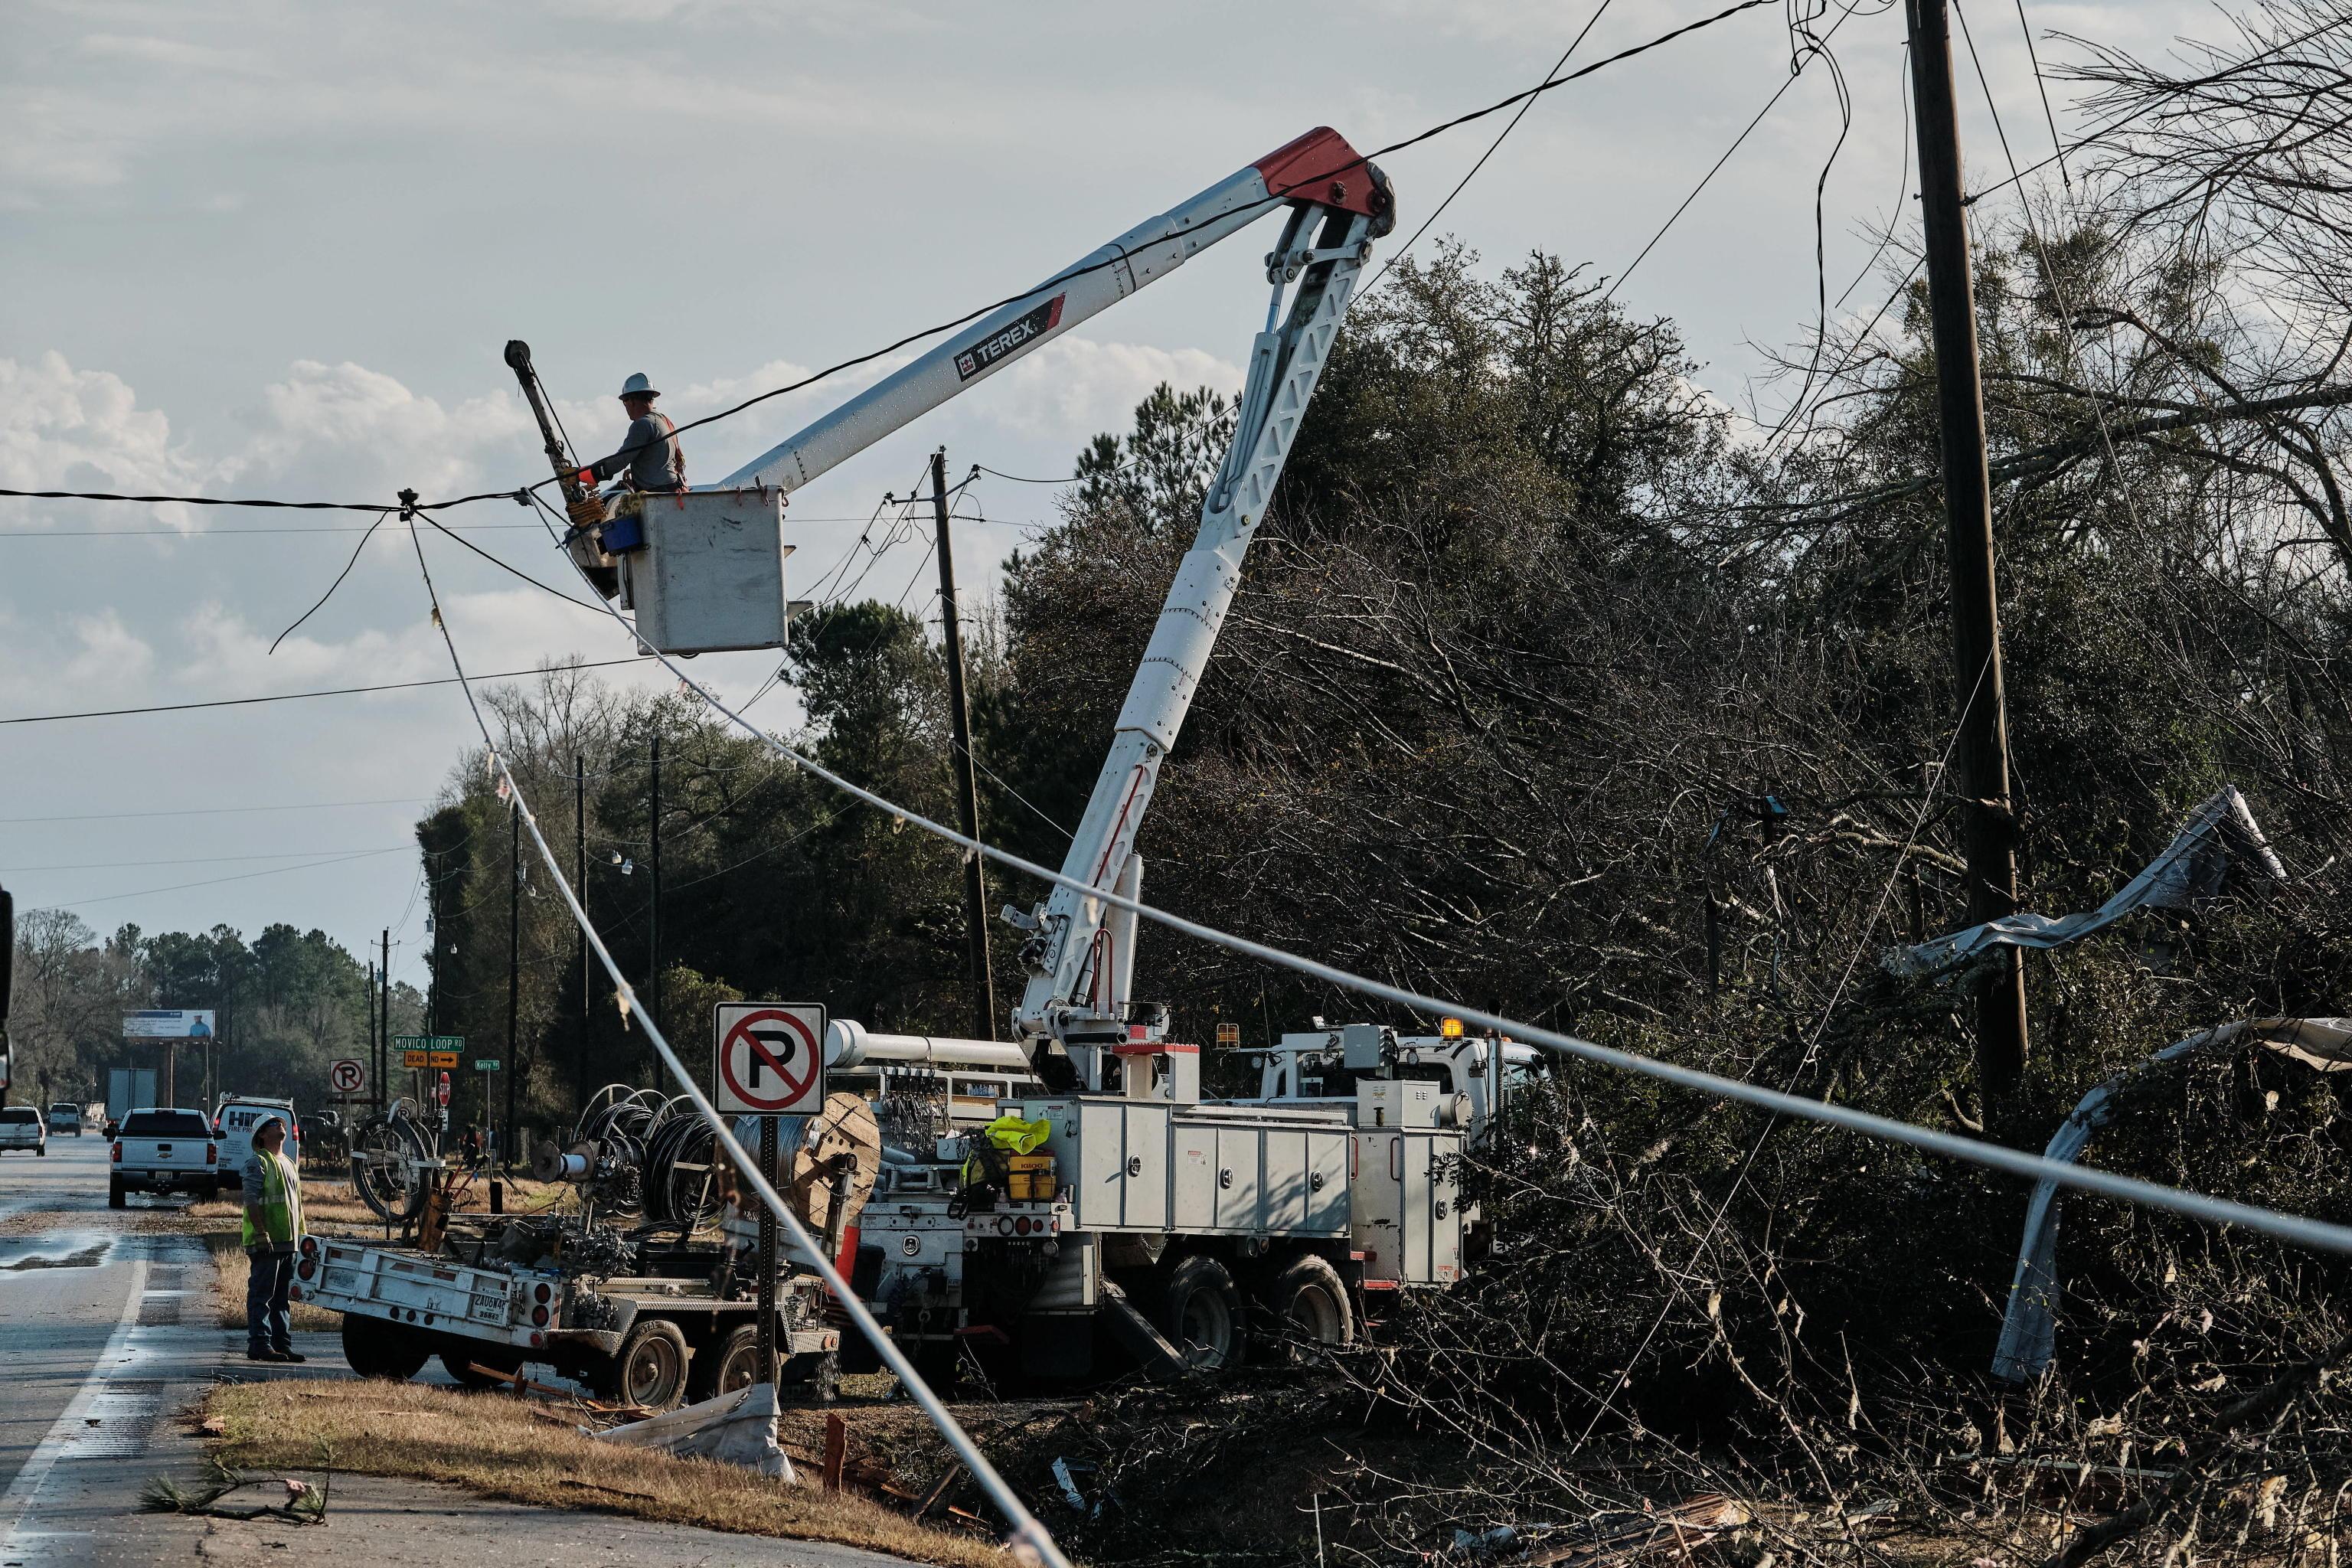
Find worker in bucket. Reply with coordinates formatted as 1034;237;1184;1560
587;373;685;498
240;1116;307;1364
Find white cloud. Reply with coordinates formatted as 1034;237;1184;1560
978;337;1243;441
61;609;154;685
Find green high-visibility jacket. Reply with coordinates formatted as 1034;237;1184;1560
242;1150;304;1249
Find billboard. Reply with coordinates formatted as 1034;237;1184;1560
123;1009;215;1039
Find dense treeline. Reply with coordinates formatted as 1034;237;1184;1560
6;909;423;1109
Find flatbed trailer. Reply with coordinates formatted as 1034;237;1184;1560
297;1227;840;1410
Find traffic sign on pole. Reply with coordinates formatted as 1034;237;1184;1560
328;1058;368;1096
713;1003;827;1116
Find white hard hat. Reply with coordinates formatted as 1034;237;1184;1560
618;372;659;400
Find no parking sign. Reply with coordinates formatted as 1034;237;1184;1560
712;1003;828;1116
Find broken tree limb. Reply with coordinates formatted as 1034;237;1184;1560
2038;1327;2352;1568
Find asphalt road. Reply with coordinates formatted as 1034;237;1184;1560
0;1130;916;1568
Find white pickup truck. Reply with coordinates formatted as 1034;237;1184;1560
109;1107;221;1206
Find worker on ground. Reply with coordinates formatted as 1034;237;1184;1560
241;1116;306;1364
588;372;684;496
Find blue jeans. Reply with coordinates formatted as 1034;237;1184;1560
246;1248;294;1352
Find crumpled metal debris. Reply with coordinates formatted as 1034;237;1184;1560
1885;786;2283;979
1993;1017;2352;1381
595;1382;796;1481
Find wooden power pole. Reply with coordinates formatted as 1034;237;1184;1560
932;449;998;1040
1908;0;2029;1102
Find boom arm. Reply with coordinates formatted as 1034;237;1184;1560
717;128;1387;494
1006;165;1390;1089
723;128;1391;1086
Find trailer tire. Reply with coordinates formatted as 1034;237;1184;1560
442;1351;524;1390
1154;1255;1245;1371
1256;1253;1354;1358
593;1319;691;1412
342;1315;430;1381
690;1324;763;1403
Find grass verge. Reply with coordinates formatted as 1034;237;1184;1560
201;1380;1006;1567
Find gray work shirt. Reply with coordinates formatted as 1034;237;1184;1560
590;413;684;492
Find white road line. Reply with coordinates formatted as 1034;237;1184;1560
0;1256;151;1550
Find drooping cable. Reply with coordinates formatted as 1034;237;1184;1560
400;518;1076;1568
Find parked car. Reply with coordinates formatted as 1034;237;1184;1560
0;1106;49;1155
110;1108;218;1205
47;1102;83;1136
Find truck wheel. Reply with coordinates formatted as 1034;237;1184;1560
442;1351;524;1390
108;1180;126;1210
594;1320;691;1412
691;1324;763;1402
342;1315;430;1380
1256;1253;1354;1358
1155;1255;1245;1371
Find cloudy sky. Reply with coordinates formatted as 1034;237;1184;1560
2;0;2208;992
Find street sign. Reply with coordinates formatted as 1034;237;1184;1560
428;1051;459;1070
402;1049;429;1068
328;1058;367;1095
714;1003;827;1116
473;1059;500;1073
436;1071;452;1108
394;1034;462;1051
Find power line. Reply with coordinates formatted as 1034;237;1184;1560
0;523;547;539
1602;0;1873;303
0;796;426;826
46;847;413;912
3;847;410;873
7;2;1786;527
1363;0;1619;298
0;656;655;727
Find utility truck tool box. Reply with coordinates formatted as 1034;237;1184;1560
1014;1097;1354;1236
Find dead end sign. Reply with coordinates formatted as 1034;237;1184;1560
714;1003;828;1116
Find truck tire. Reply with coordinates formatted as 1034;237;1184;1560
442;1351;525;1390
108;1180;126;1210
1256;1253;1354;1358
691;1324;763;1402
593;1319;691;1412
1154;1255;1245;1371
342;1315;430;1381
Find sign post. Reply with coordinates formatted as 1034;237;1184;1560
329;1053;364;1128
714;1003;827;1387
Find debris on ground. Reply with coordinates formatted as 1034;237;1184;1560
141;1465;328;1525
596;1383;797;1481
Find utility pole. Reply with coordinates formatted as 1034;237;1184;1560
379;928;390;1114
932;449;998;1040
648;733;662;1076
1908;0;2028;1103
506;801;520;1169
574;752;588;1104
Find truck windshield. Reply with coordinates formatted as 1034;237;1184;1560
121;1111;209;1137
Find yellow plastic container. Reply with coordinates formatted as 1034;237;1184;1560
1006;1153;1057;1202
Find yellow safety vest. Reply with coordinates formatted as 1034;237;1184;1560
242;1150;304;1248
